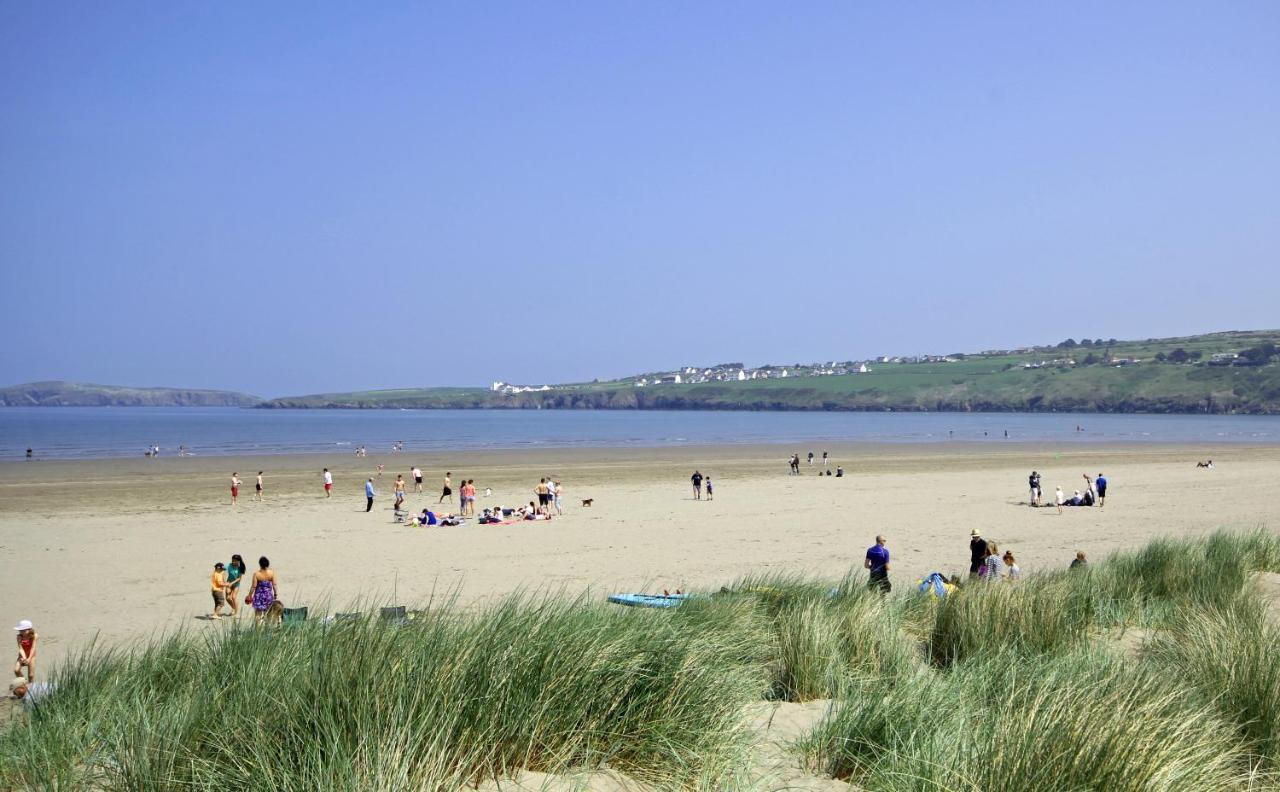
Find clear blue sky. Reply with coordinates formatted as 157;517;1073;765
2;2;1277;397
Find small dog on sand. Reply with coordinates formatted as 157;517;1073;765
581;498;594;507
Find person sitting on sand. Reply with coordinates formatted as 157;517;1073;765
1003;550;1021;580
247;556;278;627
13;620;37;684
1070;551;1088;570
417;508;437;526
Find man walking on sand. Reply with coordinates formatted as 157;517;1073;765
691;470;703;500
1096;473;1107;507
865;535;891;594
412;466;423;493
365;478;376;512
323;468;333;498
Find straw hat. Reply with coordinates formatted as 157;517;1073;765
970;529;981;537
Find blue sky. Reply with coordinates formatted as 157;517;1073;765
2;2;1277;397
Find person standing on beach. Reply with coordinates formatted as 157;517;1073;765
13;620;37;683
323;468;333;498
1054;486;1065;514
365;478;376;512
535;479;550;513
393;475;406;510
808;451;814;466
439;473;453;504
248;556;278;627
1028;471;1041;506
25;448;32;461
705;476;714;501
969;529;986;578
255;471;264;501
691;470;703;500
865;535;890;594
226;554;246;618
553;481;563;514
822;451;828;467
1095;473;1107;507
412;466;423;493
210;562;229;619
230;473;241;506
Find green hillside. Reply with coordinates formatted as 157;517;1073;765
262;329;1280;414
0;381;262;407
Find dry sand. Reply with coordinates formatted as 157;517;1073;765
1;442;1278;670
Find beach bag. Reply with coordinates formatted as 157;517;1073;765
917;572;950;599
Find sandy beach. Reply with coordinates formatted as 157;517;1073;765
2;442;1277;669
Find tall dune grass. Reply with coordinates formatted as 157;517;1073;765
0;595;768;790
2;529;1278;790
1146;594;1280;769
804;649;1255;791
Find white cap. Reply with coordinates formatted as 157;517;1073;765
14;620;32;632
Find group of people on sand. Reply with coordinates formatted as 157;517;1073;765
1028;470;1107;512
209;555;281;625
229;471;265;505
862;529;1050;595
787;454;843;477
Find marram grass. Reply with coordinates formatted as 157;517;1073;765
2;528;1279;791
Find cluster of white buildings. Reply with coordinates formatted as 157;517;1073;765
490;381;555;394
633;361;871;387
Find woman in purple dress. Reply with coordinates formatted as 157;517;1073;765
247;556;278;626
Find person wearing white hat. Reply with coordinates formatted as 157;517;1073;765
13;619;37;684
968;529;986;578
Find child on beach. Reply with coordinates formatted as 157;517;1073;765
13;620;37;683
226;554;246;617
323;468;333;498
210;562;228;619
230;473;241;505
255;472;264;501
705;477;713;500
1003;550;1021;580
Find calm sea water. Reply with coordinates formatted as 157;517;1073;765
2;408;1279;460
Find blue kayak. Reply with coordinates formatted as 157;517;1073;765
607;593;689;608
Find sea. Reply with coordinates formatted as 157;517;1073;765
2;408;1279;461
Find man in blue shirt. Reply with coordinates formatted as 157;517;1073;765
865;534;891;594
1095;473;1107;507
365;478;376;512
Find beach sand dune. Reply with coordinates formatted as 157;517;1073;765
1;443;1276;670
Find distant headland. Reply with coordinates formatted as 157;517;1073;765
5;329;1279;414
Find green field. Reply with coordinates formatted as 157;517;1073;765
3;530;1279;790
262;329;1280;413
